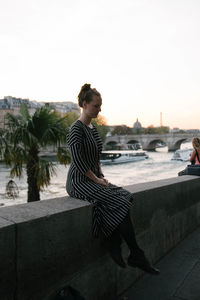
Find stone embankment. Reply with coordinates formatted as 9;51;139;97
0;175;200;300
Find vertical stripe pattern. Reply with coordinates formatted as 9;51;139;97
66;120;133;238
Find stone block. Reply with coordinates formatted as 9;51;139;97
0;176;200;299
0;217;15;300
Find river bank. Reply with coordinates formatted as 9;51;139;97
0;146;191;207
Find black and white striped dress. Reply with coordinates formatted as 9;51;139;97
66;120;133;238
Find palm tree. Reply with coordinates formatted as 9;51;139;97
1;103;71;202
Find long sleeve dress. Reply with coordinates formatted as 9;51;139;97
66;120;133;238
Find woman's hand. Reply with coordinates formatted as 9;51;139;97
85;169;109;186
102;178;109;186
96;177;109;187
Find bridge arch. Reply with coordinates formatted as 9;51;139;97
105;141;118;150
143;139;166;151
127;139;139;144
174;138;188;149
104;134;196;151
167;138;188;151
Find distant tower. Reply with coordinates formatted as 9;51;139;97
160;112;163;127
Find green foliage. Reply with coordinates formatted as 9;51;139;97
57;147;71;166
6;145;26;178
35;159;57;190
1;103;71;202
20;102;30;121
144;125;169;134
63;112;79;129
134;128;145;134
111;125;133;135
92;115;109;142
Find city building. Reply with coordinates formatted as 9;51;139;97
47;101;80;115
133;118;142;129
0;101;12;128
0;96;80;128
132;118;145;133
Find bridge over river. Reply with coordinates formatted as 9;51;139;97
104;133;199;151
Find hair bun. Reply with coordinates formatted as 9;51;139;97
81;83;91;92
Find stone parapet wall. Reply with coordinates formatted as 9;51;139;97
0;175;200;300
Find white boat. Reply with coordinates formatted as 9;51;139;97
171;148;193;161
156;142;166;148
100;150;149;165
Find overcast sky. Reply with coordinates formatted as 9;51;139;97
0;0;200;129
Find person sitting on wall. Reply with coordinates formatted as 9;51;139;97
178;137;200;176
66;83;160;275
190;137;200;165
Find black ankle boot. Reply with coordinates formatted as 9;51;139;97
128;250;160;275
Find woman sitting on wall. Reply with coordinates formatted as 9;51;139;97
178;137;200;176
190;137;200;165
66;83;160;275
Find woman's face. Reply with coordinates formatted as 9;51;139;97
83;95;102;119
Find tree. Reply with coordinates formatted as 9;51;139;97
144;125;170;134
157;126;169;134
134;128;144;134
144;125;156;134
1;103;71;202
92;114;109;143
63;112;79;128
111;125;133;136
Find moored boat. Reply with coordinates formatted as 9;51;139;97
100;150;149;165
171;148;193;161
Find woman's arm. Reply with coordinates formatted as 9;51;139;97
190;149;196;162
98;163;109;185
85;169;108;186
98;163;104;178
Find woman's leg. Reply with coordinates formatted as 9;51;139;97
118;213;160;275
118;213;141;255
106;228;126;268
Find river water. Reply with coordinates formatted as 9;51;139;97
0;143;192;207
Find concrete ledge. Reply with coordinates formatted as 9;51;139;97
0;175;200;300
0;217;16;300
